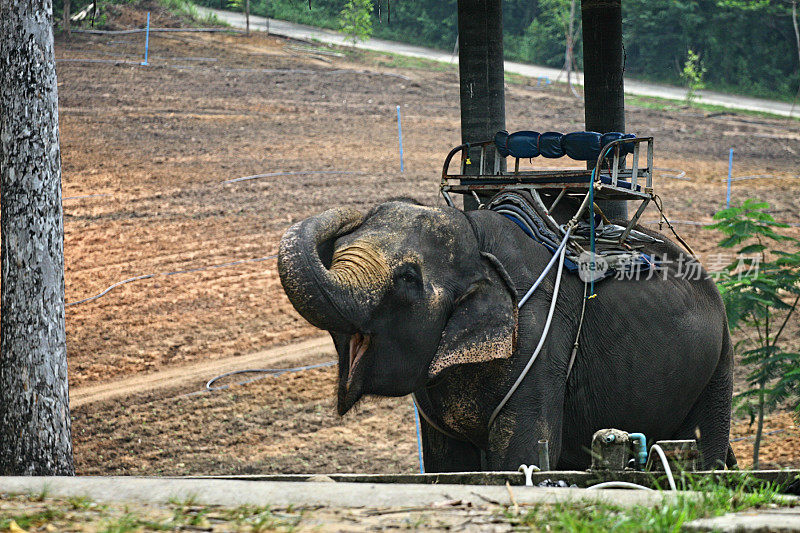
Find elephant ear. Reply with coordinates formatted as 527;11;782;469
428;252;518;378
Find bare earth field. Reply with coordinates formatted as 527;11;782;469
53;10;800;476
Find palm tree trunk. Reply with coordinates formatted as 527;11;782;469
457;0;506;210
581;0;627;220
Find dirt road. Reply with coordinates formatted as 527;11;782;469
70;336;333;408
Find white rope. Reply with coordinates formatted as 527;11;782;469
488;229;570;430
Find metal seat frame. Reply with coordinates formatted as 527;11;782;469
439;136;655;245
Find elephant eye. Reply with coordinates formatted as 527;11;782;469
395;263;422;286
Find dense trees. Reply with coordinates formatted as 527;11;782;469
183;0;798;100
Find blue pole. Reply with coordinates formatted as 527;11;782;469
412;397;424;473
140;12;150;66
396;105;404;172
727;148;733;208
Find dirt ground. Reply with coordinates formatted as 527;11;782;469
53;7;800;477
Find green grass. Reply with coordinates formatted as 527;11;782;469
0;508;65;531
158;0;229;27
222;504;303;531
626;94;799;122
340;47;456;73
504;476;789;532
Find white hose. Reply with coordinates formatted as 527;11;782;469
517;228;572;309
488;231;570;430
587;481;654;491
650;444;677;491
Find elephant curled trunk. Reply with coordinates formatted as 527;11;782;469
278;207;368;333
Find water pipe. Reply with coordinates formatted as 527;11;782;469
628;432;648;470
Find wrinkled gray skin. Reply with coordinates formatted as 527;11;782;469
278;200;735;471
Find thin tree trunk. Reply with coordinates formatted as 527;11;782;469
0;0;74;475
63;0;71;39
753;380;765;470
245;0;250;35
793;1;799;71
566;0;580;98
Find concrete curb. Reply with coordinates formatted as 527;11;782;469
0;476;675;509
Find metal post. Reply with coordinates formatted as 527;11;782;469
538;440;551;471
727;148;733;208
396;105;404;173
140;12;150;66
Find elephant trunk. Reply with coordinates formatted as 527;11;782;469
278;207;368;333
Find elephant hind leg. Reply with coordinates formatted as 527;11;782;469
670;354;733;470
726;444;738;469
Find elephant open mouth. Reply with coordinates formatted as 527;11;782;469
337;332;371;415
348;332;371;386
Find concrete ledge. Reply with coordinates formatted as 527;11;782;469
0;476;675;509
189;469;800;492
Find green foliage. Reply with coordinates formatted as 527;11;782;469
338;0;373;45
708;199;800;467
680;49;707;105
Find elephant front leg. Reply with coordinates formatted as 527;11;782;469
419;415;483;473
485;402;564;472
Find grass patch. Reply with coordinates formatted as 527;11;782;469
504;475;789;532
340;48;456;73
99;511;172;533
222;504;303;531
0;508;65;531
626;94;799;122
157;0;229;27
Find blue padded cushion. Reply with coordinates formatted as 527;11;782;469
494;130;510;157
601;132;636;155
506;131;540;159
538;132;565;158
561;131;602;161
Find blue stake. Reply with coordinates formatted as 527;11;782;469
412;397;424;473
140;12;150;66
396;105;405;172
727;148;733;208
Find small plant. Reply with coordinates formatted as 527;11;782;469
707;199;800;469
680;49;707;106
338;0;373;46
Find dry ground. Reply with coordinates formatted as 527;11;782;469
50;8;800;476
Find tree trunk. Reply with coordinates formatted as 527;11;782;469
457;0;505;210
753;379;765;470
245;0;250;36
0;0;74;475
793;1;799;71
581;0;627;220
63;0;70;39
565;0;579;98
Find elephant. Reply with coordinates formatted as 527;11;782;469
277;198;735;472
